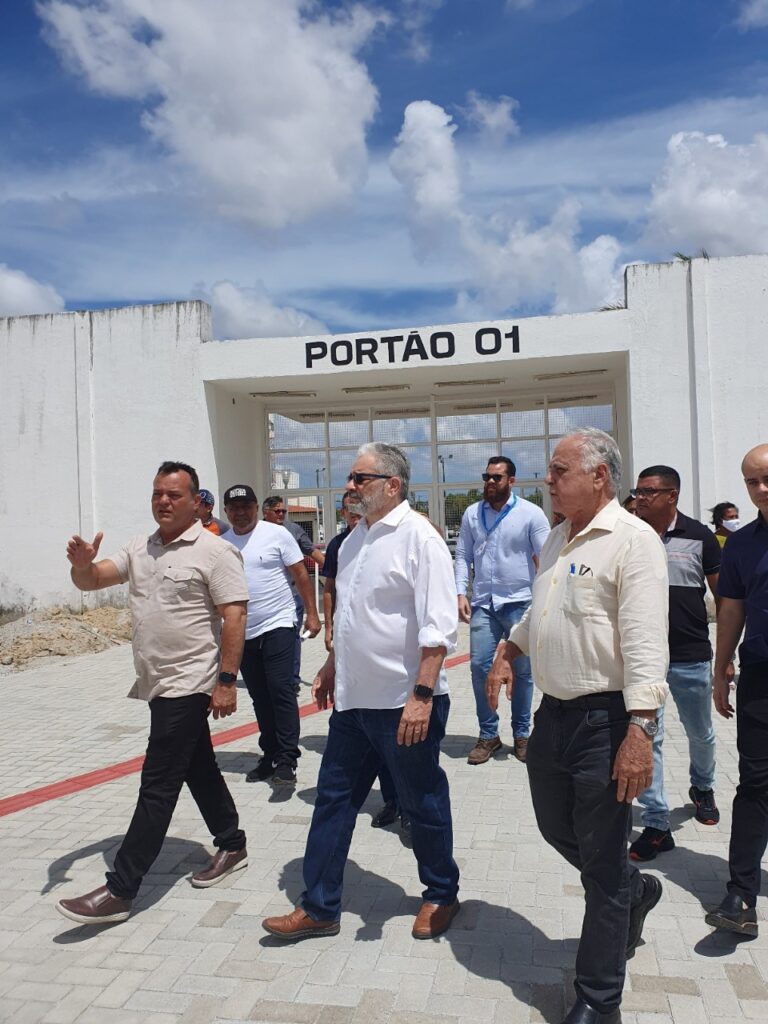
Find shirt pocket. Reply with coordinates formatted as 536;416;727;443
562;576;597;616
160;568;196;602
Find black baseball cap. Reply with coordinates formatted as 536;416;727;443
223;484;258;504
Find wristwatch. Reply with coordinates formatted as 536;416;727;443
218;671;237;685
413;684;434;700
628;714;658;737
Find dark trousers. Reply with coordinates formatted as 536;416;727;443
378;764;398;807
728;662;768;907
527;694;644;1013
106;694;245;900
240;626;300;769
300;695;459;921
293;597;305;685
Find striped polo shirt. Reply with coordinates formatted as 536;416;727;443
662;511;722;663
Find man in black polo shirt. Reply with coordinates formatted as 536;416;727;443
629;465;723;861
706;443;768;936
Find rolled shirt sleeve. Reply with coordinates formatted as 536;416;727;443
617;530;670;711
414;535;459;653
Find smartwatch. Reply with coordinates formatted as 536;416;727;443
218;671;238;685
413;684;434;700
628;714;658;737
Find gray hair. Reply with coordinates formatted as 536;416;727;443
570;427;622;497
357;442;410;501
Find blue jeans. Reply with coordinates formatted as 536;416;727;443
638;660;716;831
470;601;533;739
300;696;459;921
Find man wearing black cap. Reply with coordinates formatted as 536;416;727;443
222;485;321;786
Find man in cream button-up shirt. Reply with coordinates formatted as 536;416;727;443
487;428;669;1024
263;443;461;944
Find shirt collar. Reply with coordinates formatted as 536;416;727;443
481;494;515;514
150;519;203;548
362;500;411;533
753;513;768;533
568;497;622;541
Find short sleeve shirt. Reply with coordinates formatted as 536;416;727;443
109;520;248;701
662;511;721;662
284;521;316;557
717;515;768;664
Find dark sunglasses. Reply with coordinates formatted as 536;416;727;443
482;472;507;483
347;472;391;485
631;487;675;499
272;509;287;514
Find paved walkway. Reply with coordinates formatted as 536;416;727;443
1;631;766;1024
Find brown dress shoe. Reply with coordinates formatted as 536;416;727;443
191;848;248;888
412;900;460;939
467;736;502;765
262;906;341;941
56;885;132;926
513;737;528;763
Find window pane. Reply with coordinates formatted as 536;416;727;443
437;442;503;484
443;488;483;537
436;412;497;442
269;412;325;450
270;452;327;490
403;445;433;484
328;416;369;448
373;415;431;444
547;404;613;434
408;489;432;518
330;450;358;488
504;439;547;480
500;408;545;438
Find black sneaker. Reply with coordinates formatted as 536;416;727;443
689;786;720;825
705;893;758;936
272;764;297;786
627;874;663;958
245;758;274;782
629;827;675;861
371;800;398;828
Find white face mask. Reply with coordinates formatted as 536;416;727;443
722;518;741;533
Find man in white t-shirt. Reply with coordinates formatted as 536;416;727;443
222;485;321;786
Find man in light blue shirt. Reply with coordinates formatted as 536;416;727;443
455;456;550;764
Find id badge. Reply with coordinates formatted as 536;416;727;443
476;540;487;558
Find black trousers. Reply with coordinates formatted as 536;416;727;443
728;662;768;907
106;694;245;900
240;626;300;769
527;694;644;1013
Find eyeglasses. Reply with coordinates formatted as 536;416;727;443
631;487;675;499
347;472;391;486
272;509;287;515
482;473;507;483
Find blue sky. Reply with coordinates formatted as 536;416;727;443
2;0;768;336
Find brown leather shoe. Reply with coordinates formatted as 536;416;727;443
56;885;132;925
262;906;340;941
191;848;248;888
513;737;528;763
467;736;502;765
412;900;460;939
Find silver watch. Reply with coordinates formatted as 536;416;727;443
629;714;658;737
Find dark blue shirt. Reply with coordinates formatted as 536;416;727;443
717;514;768;664
320;527;351;580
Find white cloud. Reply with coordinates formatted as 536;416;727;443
0;264;65;318
738;0;768;29
38;0;383;230
399;0;444;61
390;100;623;315
461;90;520;145
200;280;328;340
646;130;768;255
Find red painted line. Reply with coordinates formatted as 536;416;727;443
0;653;470;818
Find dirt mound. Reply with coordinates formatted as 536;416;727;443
0;606;132;671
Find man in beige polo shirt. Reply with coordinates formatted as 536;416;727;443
487;428;669;1024
57;460;249;926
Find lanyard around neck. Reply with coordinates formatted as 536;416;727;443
480;495;517;536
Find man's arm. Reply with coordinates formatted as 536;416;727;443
323;577;336;652
454;511;474;623
707;571;736;688
310;548;326;569
713;597;746;719
485;639;524;711
66;532;123;591
287;561;321;636
397;646;447;746
209;601;247;719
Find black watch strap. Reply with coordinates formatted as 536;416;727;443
413;684;434;700
218;672;237;685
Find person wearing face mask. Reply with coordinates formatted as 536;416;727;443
711;502;741;548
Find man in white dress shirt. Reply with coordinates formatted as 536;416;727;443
262;443;461;942
487;428;669;1024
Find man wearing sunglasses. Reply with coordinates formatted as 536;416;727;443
454;457;550;764
263;443;460;942
629;465;724;862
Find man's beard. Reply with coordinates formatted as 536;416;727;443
356;487;388;517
